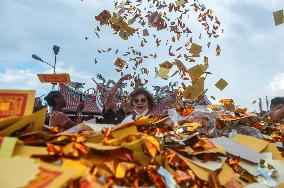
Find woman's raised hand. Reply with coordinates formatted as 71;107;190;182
119;74;132;82
76;101;85;113
134;75;142;88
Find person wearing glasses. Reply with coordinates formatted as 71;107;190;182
44;91;84;131
121;87;156;122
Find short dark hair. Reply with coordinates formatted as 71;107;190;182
44;91;63;107
271;97;284;106
130;87;155;110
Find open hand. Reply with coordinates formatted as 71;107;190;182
134;75;142;87
120;74;132;82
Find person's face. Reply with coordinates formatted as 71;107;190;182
132;93;149;113
55;94;66;108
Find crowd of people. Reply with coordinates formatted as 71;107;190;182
44;74;159;131
44;75;284;131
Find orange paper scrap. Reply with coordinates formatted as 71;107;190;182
37;73;70;83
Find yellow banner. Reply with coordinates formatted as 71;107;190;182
0;90;35;119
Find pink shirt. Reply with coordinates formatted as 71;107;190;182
49;111;72;130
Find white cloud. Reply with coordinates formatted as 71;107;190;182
0;69;35;84
0;61;94;97
0;68;45;95
269;73;284;92
207;0;284;10
243;0;284;10
54;61;95;89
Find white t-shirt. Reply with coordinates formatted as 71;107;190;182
121;109;149;123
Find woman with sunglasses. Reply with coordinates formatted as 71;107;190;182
121;87;156;122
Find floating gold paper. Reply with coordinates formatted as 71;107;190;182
188;43;202;57
187;63;208;80
273;9;284;26
156;67;170;80
215;78;228;91
176;0;187;6
183;77;205;101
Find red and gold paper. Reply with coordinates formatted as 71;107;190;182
27;162;77;188
0;90;35;118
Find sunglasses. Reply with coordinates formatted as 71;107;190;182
133;98;147;103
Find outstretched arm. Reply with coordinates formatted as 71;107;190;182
104;74;132;113
75;101;84;124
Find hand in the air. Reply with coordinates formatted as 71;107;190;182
119;74;132;82
134;75;142;87
76;101;85;113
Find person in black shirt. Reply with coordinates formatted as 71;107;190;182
102;107;126;124
102;74;135;124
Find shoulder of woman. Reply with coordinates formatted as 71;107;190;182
122;115;133;123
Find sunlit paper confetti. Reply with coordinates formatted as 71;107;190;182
156;67;170;80
92;0;224;99
114;58;127;69
273;9;284;26
216;44;221;56
188;43;202;57
215;78;228;91
95;10;111;25
183;77;205;100
187;63;208;80
176;0;188;6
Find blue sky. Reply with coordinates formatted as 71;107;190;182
0;0;283;111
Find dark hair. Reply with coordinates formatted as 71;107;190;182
130;87;155;110
44;91;63;107
271;97;284;106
